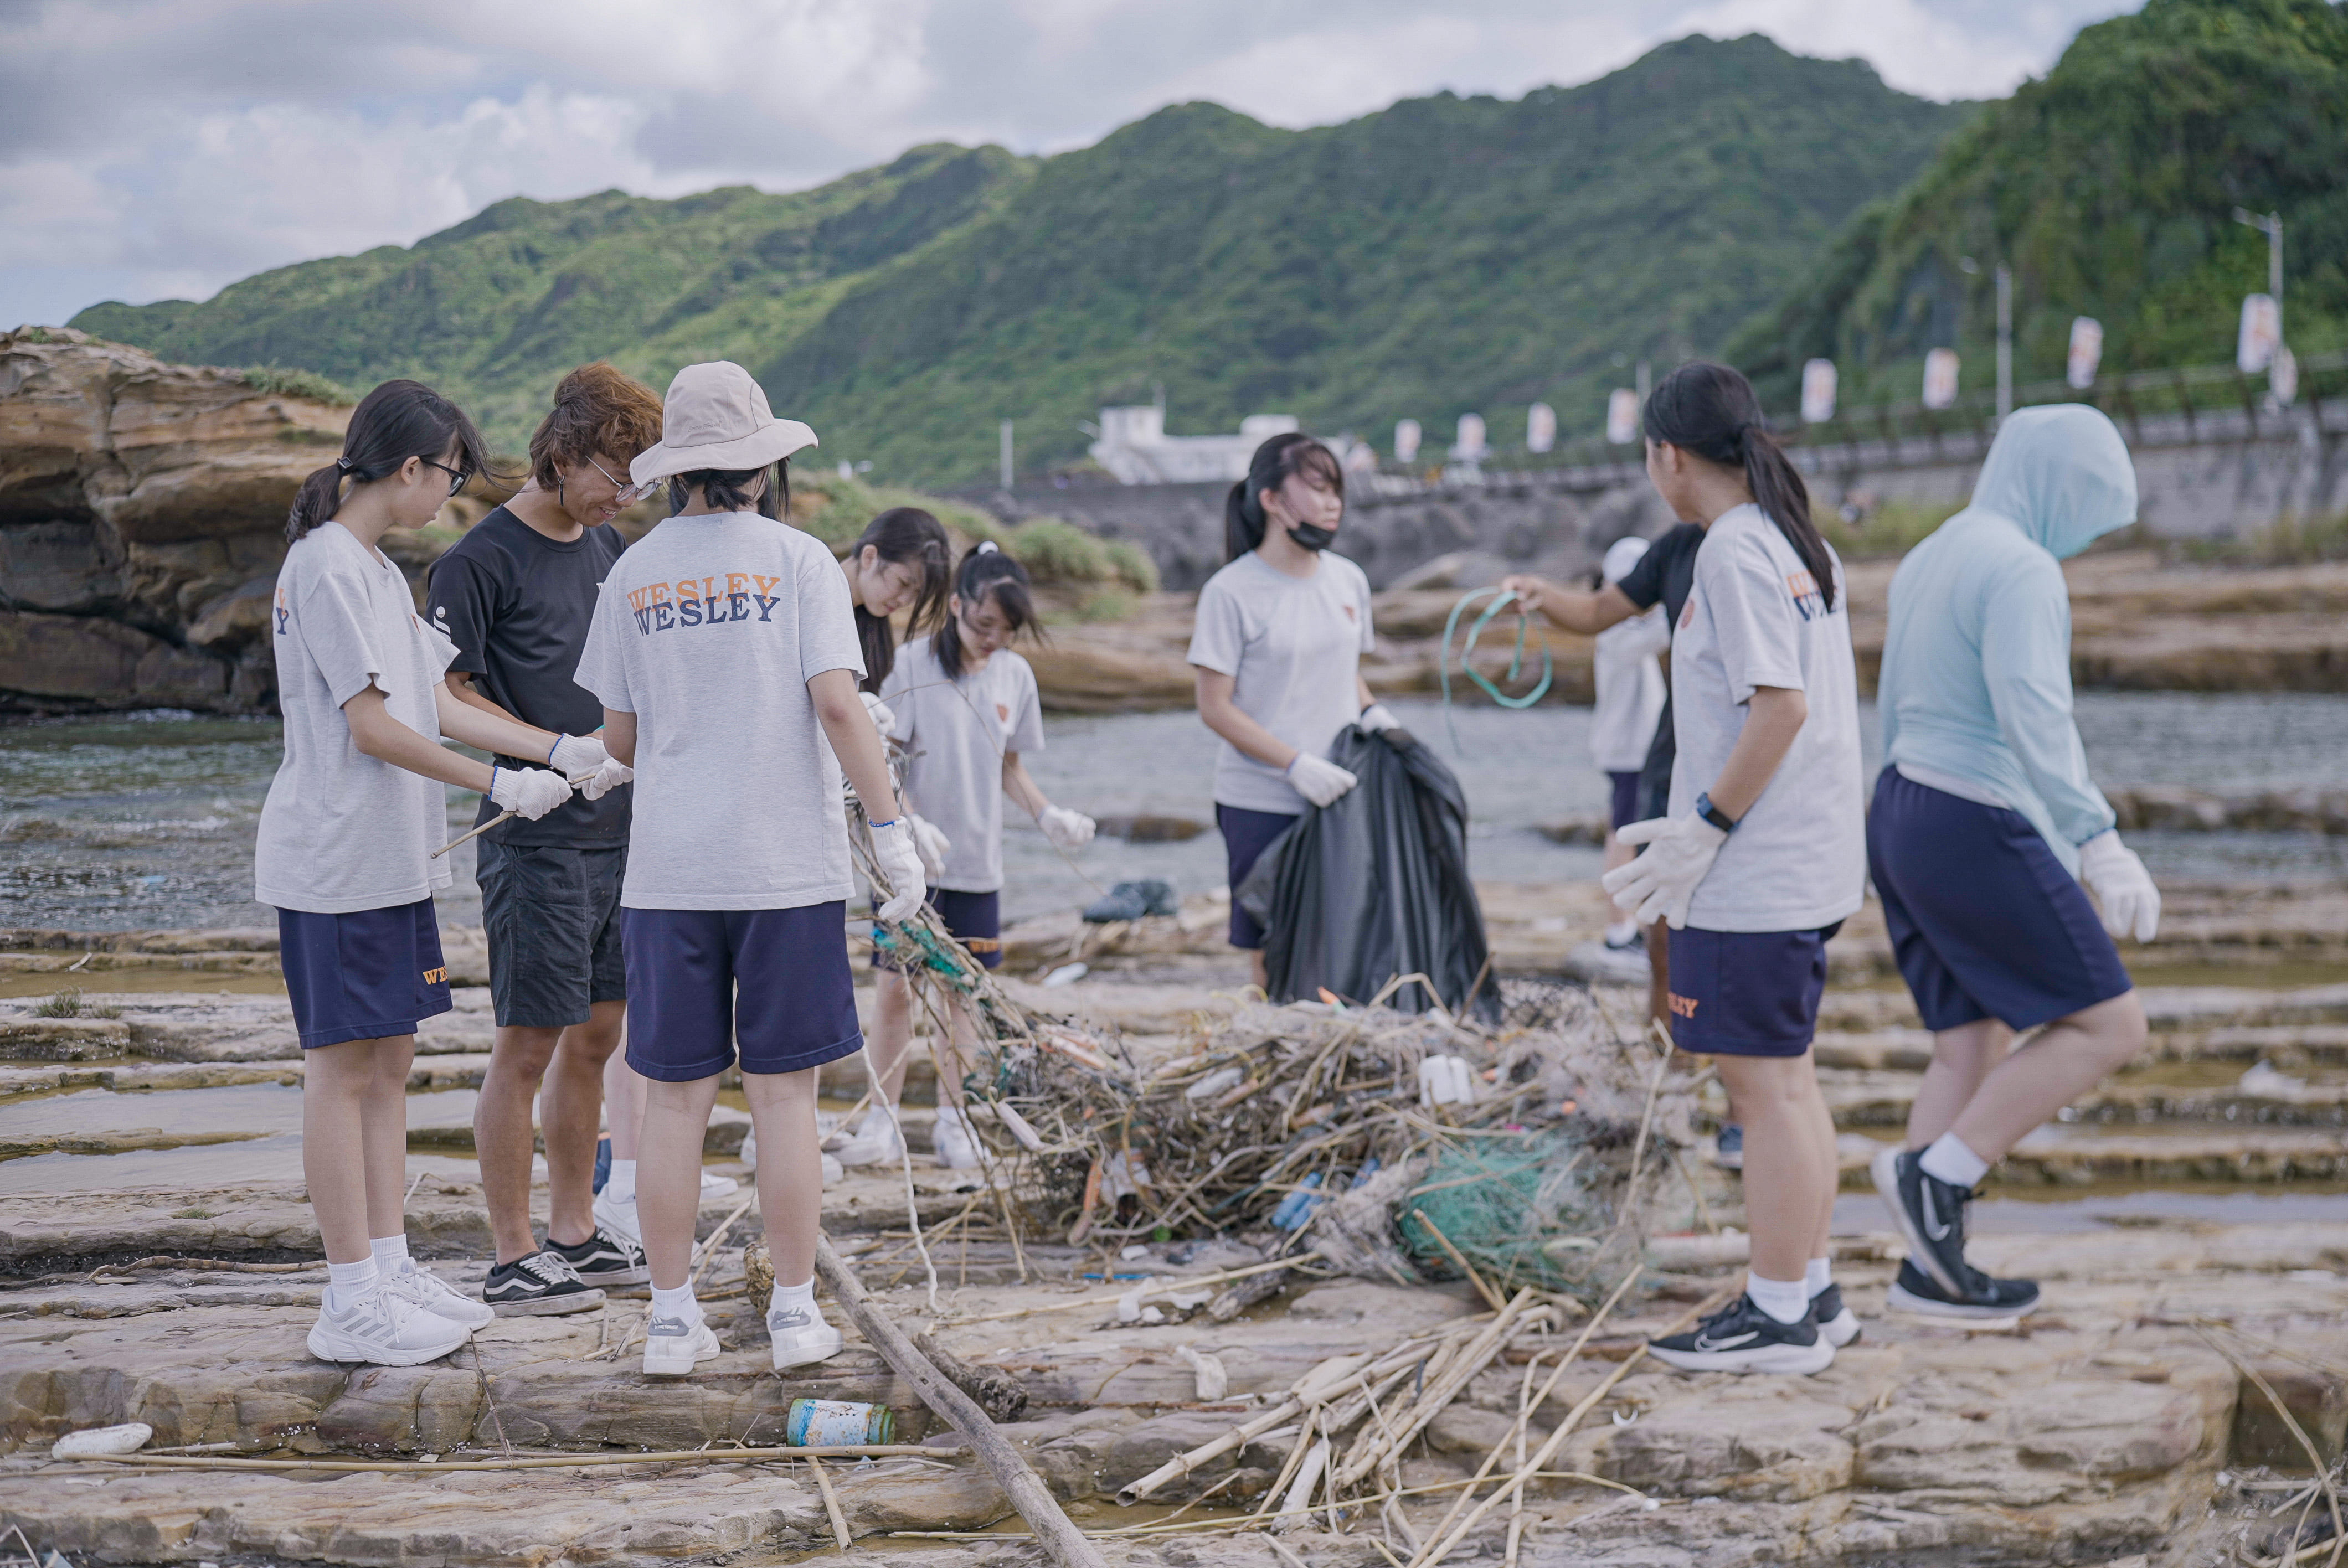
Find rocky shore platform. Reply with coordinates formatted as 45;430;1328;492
4;883;2345;1567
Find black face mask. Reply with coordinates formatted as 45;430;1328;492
1286;520;1337;552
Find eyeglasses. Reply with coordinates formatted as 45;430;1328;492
420;459;470;497
585;454;663;505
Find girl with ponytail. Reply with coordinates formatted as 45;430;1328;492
259;380;603;1367
842;507;951;693
850;541;1096;1170
1190;431;1394;991
1599;360;1868;1377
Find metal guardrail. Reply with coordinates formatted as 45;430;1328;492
1365;353;2348;501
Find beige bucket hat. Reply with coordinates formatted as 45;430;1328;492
629;361;818;486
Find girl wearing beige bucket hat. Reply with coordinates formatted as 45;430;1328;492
576;360;928;1379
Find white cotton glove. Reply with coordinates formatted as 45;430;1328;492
579;755;634;802
1038;804;1096;851
548;734;609;775
859;690;898;739
869;818;928;924
1358;703;1400;734
1286;752;1360;808
2078;831;2160;942
490;766;574;822
907;813;951;879
1600;812;1729;930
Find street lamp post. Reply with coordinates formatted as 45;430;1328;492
2233;207;2284;326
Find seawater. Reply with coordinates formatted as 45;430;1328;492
4;693;2345;932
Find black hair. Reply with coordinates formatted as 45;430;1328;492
668;461;790;521
1642;362;1836;611
1224;432;1345;561
934;543;1038;682
851;507;952;693
286;379;496;543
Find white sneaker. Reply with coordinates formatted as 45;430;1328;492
641;1313;722;1378
701;1170;740;1199
384;1261;495;1328
931;1105;982;1170
835;1107;907;1168
740;1127;756;1172
592;1187;641;1250
308;1283;472;1366
768;1302;846;1370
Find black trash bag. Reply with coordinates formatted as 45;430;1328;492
1235;723;1499;1022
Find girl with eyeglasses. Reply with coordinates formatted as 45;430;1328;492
261;380;583;1367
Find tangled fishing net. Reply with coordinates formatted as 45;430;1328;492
850;788;1701;1301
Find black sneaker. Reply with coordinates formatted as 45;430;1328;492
1083;879;1177;922
482;1250;606;1317
1649;1293;1835;1375
1871;1144;1976;1294
1884;1258;2040;1321
547;1226;650;1288
1810;1283;1860;1347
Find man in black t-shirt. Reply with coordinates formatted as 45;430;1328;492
425;364;665;1316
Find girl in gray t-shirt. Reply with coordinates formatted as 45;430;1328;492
261;381;589;1370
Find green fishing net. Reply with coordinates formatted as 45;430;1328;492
1398;1128;1625;1302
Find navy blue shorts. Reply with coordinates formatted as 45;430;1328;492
1665;923;1841;1058
1867;768;2134;1033
872;887;1003;971
621;903;863;1082
277;898;454;1050
1606;771;1644;832
1218;804;1300;950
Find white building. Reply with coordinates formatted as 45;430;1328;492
1089;406;1301;484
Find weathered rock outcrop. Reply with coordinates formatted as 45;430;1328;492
0;327;351;713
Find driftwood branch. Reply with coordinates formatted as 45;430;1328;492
814;1234;1105;1568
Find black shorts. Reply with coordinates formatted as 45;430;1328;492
872;887;1003;972
621;903;863;1081
277;898;454;1049
1217;803;1300;950
476;840;627;1029
1867;768;2134;1032
1665;923;1842;1058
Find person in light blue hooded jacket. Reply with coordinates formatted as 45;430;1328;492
1866;404;2160;1324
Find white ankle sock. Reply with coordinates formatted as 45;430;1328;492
651;1282;701;1327
1746;1271;1810;1325
769;1277;820;1324
1804;1257;1832;1296
1919;1132;1990;1189
326;1257;380;1312
605;1159;637;1202
368;1234;411;1273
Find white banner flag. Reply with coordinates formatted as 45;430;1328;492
2066;318;2103;390
2272;343;2298;406
1606;388;1639;445
1451;412;1489;461
1922;348;1960;410
1526;401;1556;453
1393;419;1421;465
2238;294;2280;374
1800;359;1837;424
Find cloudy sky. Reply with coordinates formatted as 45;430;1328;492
1;0;2136;329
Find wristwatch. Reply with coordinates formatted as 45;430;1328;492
1695;791;1739;833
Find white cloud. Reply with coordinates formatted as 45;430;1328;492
0;0;2139;328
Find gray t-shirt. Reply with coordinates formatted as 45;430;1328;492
1186;551;1376;814
881;636;1045;894
255;522;461;914
1667;504;1866;933
574;511;864;911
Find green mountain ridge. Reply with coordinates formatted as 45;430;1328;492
1731;0;2348;408
72;34;1965;486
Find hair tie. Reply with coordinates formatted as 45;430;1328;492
976;540;1000;555
334;457;355;473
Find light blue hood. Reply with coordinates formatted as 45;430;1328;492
1965;404;2138;560
1875;405;2139;872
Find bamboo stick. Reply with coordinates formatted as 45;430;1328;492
808;1454;856;1551
814;1234;1105;1568
1332;1288;1536;1489
65;1443;951;1474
